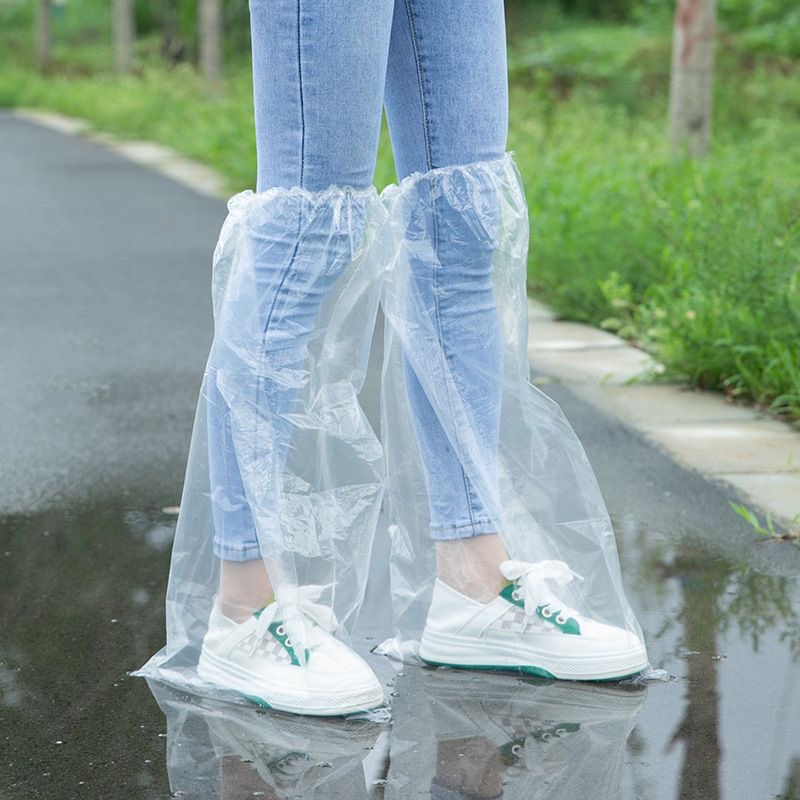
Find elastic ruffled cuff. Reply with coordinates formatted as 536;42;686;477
379;151;518;201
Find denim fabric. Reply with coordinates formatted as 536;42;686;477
206;190;377;561
211;0;509;559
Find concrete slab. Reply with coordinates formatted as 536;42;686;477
576;382;769;425
97;136;227;198
528;319;627;351
640;419;800;474
525;300;800;527
530;344;660;385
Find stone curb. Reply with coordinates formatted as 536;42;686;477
528;298;800;530
12;108;228;199
13;108;799;531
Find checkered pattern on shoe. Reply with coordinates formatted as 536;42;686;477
493;605;550;634
236;631;293;663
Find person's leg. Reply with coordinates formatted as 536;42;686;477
196;0;396;715
383;0;511;601
381;4;649;683
207;0;395;616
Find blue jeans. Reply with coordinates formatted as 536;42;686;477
210;0;509;560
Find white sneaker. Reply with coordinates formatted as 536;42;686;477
197;586;385;716
418;559;648;681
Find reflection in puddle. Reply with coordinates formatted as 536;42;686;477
622;523;800;800
386;668;645;800
146;669;645;799
147;679;385;798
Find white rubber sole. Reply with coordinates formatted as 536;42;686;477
418;629;649;681
197;646;386;717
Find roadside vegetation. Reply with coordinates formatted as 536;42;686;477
2;0;798;421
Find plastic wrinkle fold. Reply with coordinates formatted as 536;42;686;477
134;151;649;698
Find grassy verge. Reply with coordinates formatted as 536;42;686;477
1;13;798;422
506;22;800;421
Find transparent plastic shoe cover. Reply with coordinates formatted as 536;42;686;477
375;152;649;675
136;150;650;706
135;183;389;697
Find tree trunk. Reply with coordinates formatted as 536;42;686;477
161;0;182;65
35;0;52;71
668;0;717;158
113;0;136;73
199;0;223;82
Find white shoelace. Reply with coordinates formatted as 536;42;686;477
249;584;340;664
499;560;584;622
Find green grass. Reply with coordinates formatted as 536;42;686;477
507;27;800;421
1;12;798;422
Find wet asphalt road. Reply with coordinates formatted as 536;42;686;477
2;111;800;800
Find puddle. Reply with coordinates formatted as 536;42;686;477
2;490;800;799
614;526;800;800
0;499;175;799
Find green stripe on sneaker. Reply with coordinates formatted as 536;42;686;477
499;583;581;635
419;656;557;681
240;693;273;709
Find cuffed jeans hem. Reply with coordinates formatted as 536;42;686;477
429;517;498;541
213;540;262;562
